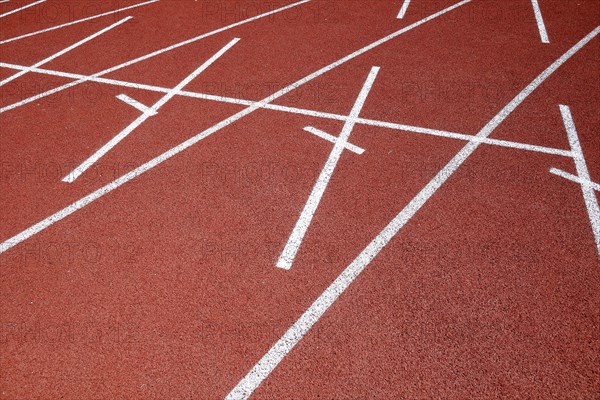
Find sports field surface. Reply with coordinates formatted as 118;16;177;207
1;0;599;399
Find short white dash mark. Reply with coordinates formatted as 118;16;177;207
397;0;411;19
116;94;157;116
549;168;600;192
531;0;550;43
303;126;365;155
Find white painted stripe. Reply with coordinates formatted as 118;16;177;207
116;94;156;115
550;168;600;192
224;26;600;400
0;0;44;18
0;17;131;87
0;0;159;45
0;61;573;158
397;0;411;19
0;1;11;4
277;67;379;270
303;126;365;155
0;68;96;113
0;0;311;113
95;0;311;76
357;118;573;157
0;0;472;255
560;105;600;255
531;0;550;43
63;38;239;183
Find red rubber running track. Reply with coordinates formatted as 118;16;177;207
1;0;599;399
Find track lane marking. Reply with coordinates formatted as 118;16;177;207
277;67;379;270
397;0;411;19
303;127;365;155
62;38;240;183
116;94;157;116
360;118;573;157
0;0;44;18
0;0;471;254
559;105;600;255
550;168;600;192
0;0;311;113
531;0;550;43
0;0;160;45
0;17;132;87
0;60;573;158
224;25;600;399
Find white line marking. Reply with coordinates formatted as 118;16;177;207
0;0;44;18
224;26;600;399
0;0;473;255
63;38;239;183
531;0;550;43
277;67;379;270
0;1;11;4
0;0;311;113
559;105;600;255
397;0;411;19
357;118;573;157
0;17;131;87
550;168;600;192
303;126;365;155
0;61;573;158
0;0;159;45
116;93;156;115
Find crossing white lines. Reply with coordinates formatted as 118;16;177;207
116;94;157;116
276;67;380;270
0;17;131;87
225;25;600;400
62;38;240;183
558;105;600;255
0;0;599;398
0;60;574;159
0;0;311;114
0;0;473;255
550;168;600;192
303;126;365;155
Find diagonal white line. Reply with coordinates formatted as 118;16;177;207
0;60;573;158
0;0;472;254
357;118;573;157
224;25;600;400
303;126;365;155
0;17;132;87
116;94;156;115
63;38;240;183
550;168;600;192
0;0;311;113
559;105;600;255
397;0;411;19
0;0;159;45
0;0;44;18
531;0;550;43
276;67;380;270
